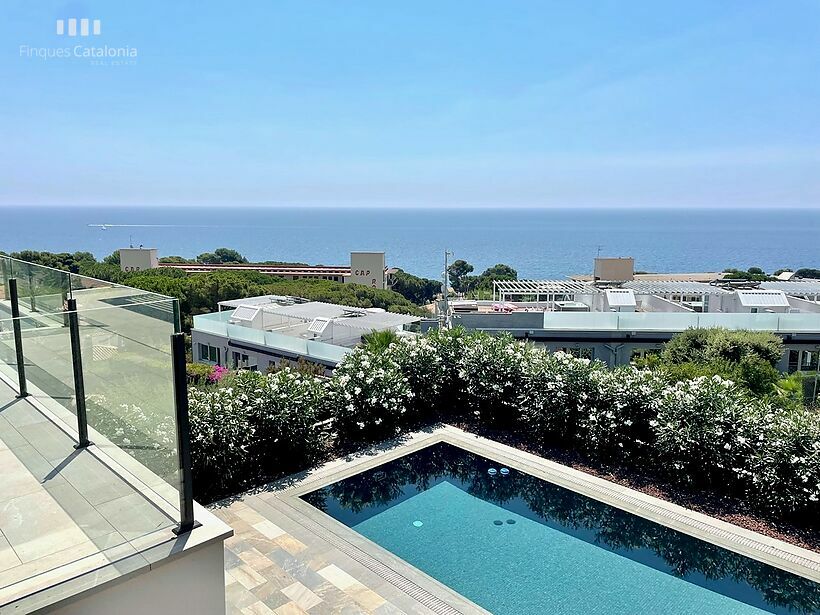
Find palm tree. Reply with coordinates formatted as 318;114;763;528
362;329;399;352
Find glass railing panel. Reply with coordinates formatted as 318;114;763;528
305;339;351;363
74;302;181;492
0;255;11;302
696;313;781;331
543;312;619;330
264;329;309;355
776;313;820;332
617;312;699;331
69;272;172;315
0;311;76;411
2;259;70;325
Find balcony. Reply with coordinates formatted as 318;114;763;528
0;257;231;614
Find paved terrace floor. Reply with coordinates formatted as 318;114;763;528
214;499;439;615
0;379;176;607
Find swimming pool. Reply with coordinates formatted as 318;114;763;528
302;442;820;615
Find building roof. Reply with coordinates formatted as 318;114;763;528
219;294;304;309
241;300;419;330
572;272;727;283
494;280;600;295
760;281;820;294
776;271;797;281
622;281;731;295
604;288;636;307
735;290;790;307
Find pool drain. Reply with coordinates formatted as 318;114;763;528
413;520;424;527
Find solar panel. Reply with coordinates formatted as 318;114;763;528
307;317;331;334
230;305;259;321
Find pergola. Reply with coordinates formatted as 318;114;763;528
622;281;730;297
760;281;820;302
493;280;600;303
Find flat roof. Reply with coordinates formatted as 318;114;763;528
572;272;728;283
760;281;820;294
622;281;731;295
736;290;790;307
494;280;601;294
251;301;419;330
219;294;304;309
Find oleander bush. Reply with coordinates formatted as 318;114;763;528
189;368;324;499
186;329;820;518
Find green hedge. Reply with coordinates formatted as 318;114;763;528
188;331;820;518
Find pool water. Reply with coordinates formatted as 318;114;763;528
302;443;820;615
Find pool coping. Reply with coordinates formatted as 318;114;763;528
253;425;820;614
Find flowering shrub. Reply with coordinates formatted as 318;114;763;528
208;364;229;383
746;407;820;512
385;335;446;424
189;368;324;500
653;376;764;489
580;367;667;462
521;351;606;443
457;333;533;427
327;347;414;442
182;329;820;517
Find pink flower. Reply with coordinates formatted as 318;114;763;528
208;365;229;382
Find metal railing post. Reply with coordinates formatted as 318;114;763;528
66;298;91;448
9;279;29;398
171;332;198;534
1;259;9;301
172;299;182;334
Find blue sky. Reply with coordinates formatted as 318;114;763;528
2;1;819;208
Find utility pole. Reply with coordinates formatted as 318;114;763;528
442;250;453;330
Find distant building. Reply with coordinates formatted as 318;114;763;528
593;257;634;281
119;247;158;272
192;294;420;373
159;250;393;289
439;278;820;373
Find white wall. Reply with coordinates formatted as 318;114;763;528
787;296;820;313
51;541;226;615
639;295;695;313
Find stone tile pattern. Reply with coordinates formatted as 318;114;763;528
214;499;429;615
0;383;175;597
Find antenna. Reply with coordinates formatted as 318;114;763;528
596;245;603;258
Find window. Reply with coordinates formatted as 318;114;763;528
199;342;220;364
556;347;594;360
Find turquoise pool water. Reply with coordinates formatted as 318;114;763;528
303;443;820;614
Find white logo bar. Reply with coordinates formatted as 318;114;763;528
56;18;102;37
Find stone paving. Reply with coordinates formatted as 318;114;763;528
213;497;427;615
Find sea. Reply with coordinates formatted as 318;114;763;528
2;206;818;280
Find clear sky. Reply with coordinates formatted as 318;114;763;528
2;1;819;208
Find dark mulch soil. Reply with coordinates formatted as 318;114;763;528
449;419;820;553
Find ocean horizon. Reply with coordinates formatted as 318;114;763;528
2;205;819;280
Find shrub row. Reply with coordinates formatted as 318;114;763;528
188;330;820;515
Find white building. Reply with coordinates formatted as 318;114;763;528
192;295;420;373
441;279;820;372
